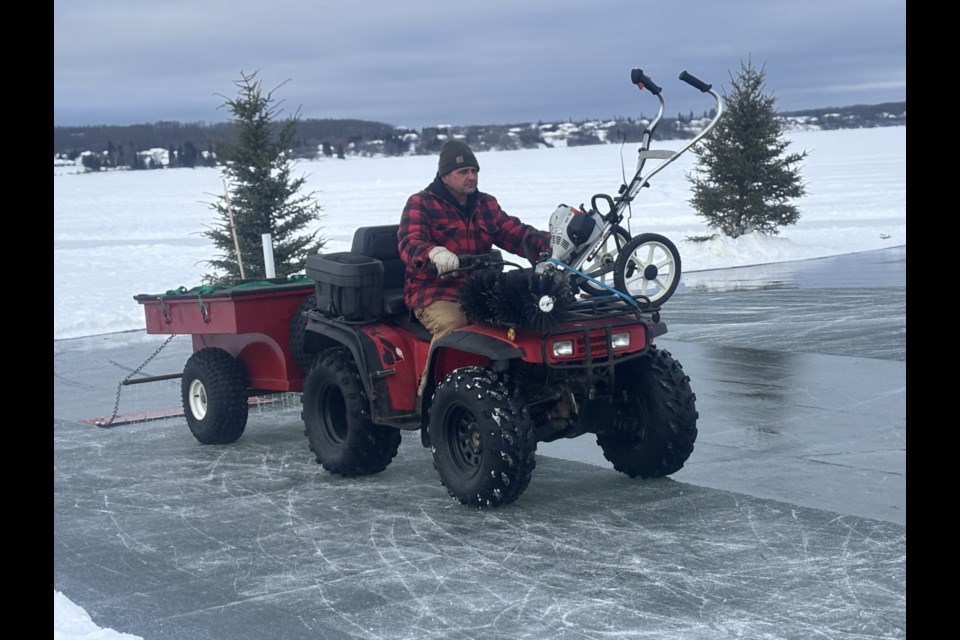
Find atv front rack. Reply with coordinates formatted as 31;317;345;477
540;256;663;322
567;294;660;321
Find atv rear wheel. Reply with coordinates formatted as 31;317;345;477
181;347;248;444
428;367;537;508
288;294;317;375
301;347;401;476
613;232;681;307
597;347;698;478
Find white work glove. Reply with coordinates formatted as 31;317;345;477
428;246;459;276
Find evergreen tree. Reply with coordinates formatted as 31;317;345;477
181;142;198;168
81;153;102;172
202;70;325;285
686;59;808;238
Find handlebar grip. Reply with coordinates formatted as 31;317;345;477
630;68;662;95
426;253;505;275
679;70;712;93
591;193;615;216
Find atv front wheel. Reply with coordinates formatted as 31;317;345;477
613;233;681;307
428;367;537;508
181;347;248;444
597;347;698;478
301;347;401;476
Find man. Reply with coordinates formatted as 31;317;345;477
398;139;550;396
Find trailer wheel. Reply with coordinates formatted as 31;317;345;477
301;347;401;476
597;347;698;478
181;347;248;444
428;367;537;508
288;294;316;374
613;233;682;307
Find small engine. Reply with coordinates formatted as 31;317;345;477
547;204;602;264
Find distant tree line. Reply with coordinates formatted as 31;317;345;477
778;102;907;130
53;101;905;172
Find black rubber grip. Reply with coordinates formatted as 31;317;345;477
630;69;662;95
679;70;712;93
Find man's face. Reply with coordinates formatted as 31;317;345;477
441;166;479;201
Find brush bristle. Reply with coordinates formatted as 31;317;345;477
458;270;503;325
458;268;576;331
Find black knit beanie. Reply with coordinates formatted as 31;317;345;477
437;139;479;176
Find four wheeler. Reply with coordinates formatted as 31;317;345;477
132;68;714;509
297;69;719;508
300;221;700;508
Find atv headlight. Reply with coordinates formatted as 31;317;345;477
611;332;631;349
552;339;575;357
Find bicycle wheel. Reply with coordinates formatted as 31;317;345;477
577;225;631;295
613;233;681;307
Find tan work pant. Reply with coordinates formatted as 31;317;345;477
414;299;468;396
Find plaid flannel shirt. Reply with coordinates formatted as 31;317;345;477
398;177;550;310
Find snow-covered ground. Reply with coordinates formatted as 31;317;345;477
54;591;141;640
53;126;905;342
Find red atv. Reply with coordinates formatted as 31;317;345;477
298;224;698;509
134;67;712;509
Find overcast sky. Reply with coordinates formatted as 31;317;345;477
53;0;906;130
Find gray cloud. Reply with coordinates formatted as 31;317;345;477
53;0;906;128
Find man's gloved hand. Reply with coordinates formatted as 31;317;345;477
428;246;459;276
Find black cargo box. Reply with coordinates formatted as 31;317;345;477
306;252;384;322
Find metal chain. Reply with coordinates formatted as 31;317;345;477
98;334;179;427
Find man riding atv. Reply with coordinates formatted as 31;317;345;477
398;139;550;397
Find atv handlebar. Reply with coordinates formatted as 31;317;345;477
457;252;506;270
426;251;508;275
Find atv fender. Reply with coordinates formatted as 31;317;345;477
432;329;527;362
304;313;426;427
303;314;379;399
418;328;527;445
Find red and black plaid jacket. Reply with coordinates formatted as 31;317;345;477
398;177;550;310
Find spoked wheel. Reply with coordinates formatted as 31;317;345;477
577;224;631;295
301;347;401;476
181;347;248;444
428;367;537;508
613;232;682;307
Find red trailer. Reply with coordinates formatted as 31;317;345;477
133;279;316;443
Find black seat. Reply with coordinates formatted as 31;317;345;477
351;225;407;315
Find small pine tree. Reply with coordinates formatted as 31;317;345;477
202;70;325;285
686;59;808;238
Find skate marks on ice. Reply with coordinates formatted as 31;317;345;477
54;420;905;640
